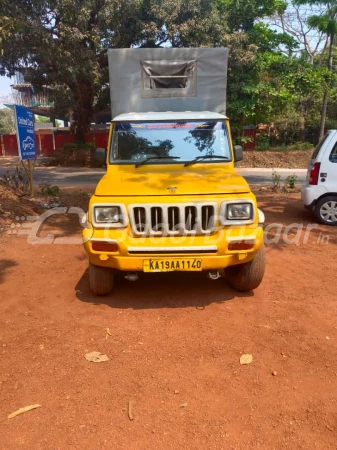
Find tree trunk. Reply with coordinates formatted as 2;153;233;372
319;90;328;142
319;35;334;142
299;97;311;142
70;79;95;144
299;104;306;142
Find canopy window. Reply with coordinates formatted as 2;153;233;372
141;60;197;98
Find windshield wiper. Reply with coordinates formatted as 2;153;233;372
184;155;230;167
135;156;180;168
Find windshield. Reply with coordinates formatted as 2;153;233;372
110;121;232;164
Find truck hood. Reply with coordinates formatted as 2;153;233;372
95;165;250;196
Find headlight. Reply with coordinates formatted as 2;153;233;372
227;203;252;220
94;206;122;223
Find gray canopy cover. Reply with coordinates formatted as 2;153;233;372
108;48;228;119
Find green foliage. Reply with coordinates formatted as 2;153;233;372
307;14;337;36
271;170;281;190
255;134;270;150
284;142;313;150
0;0;228;143
251;22;299;53
257;142;313;151
1;0;335;147
63;142;94;149
35;115;61;127
62;143;77;150
39;182;60;196
293;0;337;139
234;135;254;145
0;108;15;134
3;166;29;192
285;174;298;189
217;0;287;31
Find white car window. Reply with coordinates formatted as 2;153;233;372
329;143;337;163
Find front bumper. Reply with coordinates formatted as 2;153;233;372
82;226;264;271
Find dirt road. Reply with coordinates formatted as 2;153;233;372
1;192;337;449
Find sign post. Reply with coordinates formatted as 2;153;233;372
14;105;37;197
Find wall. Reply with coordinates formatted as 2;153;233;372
0;132;109;157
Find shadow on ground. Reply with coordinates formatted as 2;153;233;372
75;269;253;310
257;194;337;249
39;214;84;239
0;259;18;284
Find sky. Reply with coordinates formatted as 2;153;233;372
0;75;13;107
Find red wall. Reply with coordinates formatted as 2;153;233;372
36;134;54;156
0;131;109;157
54;133;75;149
2;135;19;156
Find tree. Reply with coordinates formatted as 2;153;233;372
0;108;15;134
0;0;229;143
217;0;287;32
0;0;114;142
216;0;299;134
35;115;61;127
271;1;329;63
293;0;337;140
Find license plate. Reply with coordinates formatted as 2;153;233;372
143;258;202;272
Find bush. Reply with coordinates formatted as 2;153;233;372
271;170;281;191
285;174;298;189
255;134;270;151
266;142;314;152
54;144;100;167
62;142;77;149
286;142;313;150
80;142;95;149
39;182;60;196
62;142;95;150
3;167;29;193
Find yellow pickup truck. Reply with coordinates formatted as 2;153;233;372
83;49;265;295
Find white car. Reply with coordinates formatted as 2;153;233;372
302;130;337;225
22;136;35;151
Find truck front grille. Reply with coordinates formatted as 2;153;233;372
129;203;217;236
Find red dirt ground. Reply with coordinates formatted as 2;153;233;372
1;191;337;449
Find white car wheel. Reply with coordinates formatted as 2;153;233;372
315;196;337;226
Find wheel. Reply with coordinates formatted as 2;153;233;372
224;245;266;292
314;195;337;226
89;263;114;296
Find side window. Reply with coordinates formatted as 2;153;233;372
329;141;337;163
141;60;197;99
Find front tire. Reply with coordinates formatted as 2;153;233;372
314;195;337;226
224;245;266;292
89;263;114;296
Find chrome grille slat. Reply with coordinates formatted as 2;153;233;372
185;206;197;231
134;207;146;233
150;207;163;233
130;203;218;237
168;206;180;232
201;205;215;231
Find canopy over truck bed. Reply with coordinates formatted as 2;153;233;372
108;48;229;119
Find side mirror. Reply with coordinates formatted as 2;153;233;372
95;148;106;164
234;145;243;162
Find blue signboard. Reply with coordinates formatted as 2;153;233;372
14;105;37;160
